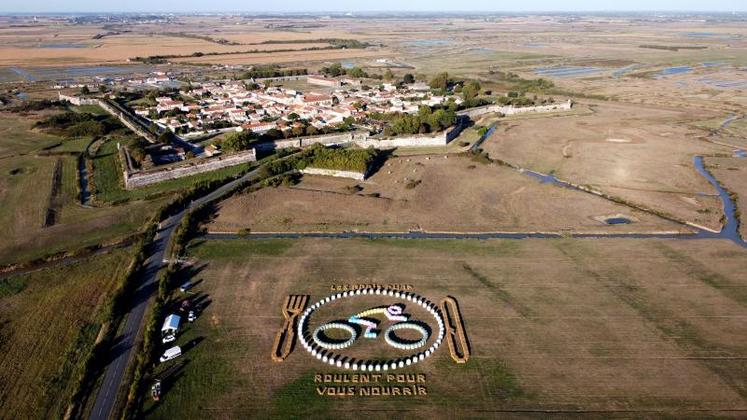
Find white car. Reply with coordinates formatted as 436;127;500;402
159;346;182;363
188;310;196;322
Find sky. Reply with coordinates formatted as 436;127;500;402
2;0;746;13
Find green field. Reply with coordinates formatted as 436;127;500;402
0;112;61;156
47;137;93;154
140;237;747;418
0;154;57;253
0;247;135;420
71;104;109;116
0;150;162;264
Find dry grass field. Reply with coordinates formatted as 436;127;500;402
480;100;729;230
0;39;343;67
141;237;747;418
210;155;683;234
171;48;388;66
0;247;134;419
0;17;375;66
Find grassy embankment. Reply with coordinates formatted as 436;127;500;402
0;110;162;264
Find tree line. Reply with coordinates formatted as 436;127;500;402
239;66;308;80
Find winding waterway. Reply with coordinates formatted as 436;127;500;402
205;156;745;248
692;156;743;246
78;154;91;205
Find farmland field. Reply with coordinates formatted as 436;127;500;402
0;247;135;420
142;237;747;418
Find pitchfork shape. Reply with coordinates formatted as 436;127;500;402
271;295;309;362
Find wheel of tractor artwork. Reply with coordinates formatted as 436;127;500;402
297;287;445;371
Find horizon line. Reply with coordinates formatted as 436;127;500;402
1;10;746;14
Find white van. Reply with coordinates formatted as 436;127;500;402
161;314;181;344
159;346;182;363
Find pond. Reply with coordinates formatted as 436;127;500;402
402;39;454;48
37;43;88;49
533;66;604;78
656;66;693;77
604;217;632;225
612;64;639;78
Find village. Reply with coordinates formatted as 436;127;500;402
133;74;462;140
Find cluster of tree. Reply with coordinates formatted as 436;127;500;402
127;137;150;167
429;72;452;91
35;112;122;137
155;31;241;46
460;81;481;101
496;91;546;106
374;106;457;136
320;63;351;77
203;120;233;130
260;38;370;49
319;63;390;80
221;118;358;153
489;70;554;93
639;44;707;51
298;144;381;173
157;131;178;144
9;99;65;113
259;144;381;178
221;130;258;153
238;66;308;79
324;39;370;49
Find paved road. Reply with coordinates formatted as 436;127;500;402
88;211;182;420
88;166;266;420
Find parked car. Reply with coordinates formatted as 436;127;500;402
179;281;192;293
159;346;182;363
151;380;162;401
188;310;196;322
